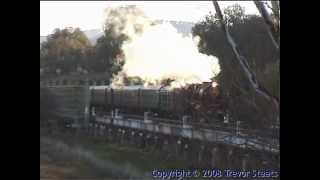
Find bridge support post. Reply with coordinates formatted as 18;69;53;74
111;110;114;119
129;130;135;145
227;148;235;168
101;125;106;137
210;146;219;168
94;123;98;138
152;135;159;152
120;129;126;144
182;143;189;161
145;133;152;151
116;128;121;144
242;153;250;171
96;124;100;137
107;127;113;142
90;123;94;136
182;116;192;128
87;123;91;135
138;132;144;148
99;125;104;137
162;138;170;159
115;109;120;119
91;123;95;137
144;112;152;123
175;138;182;157
198;144;206;167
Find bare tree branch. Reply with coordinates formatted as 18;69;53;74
212;1;279;115
271;1;280;38
264;1;280;20
254;1;279;51
264;2;274;12
271;1;280;19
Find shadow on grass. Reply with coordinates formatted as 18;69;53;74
40;129;188;179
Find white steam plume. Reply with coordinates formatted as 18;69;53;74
105;6;220;88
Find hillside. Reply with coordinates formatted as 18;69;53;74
40;20;195;45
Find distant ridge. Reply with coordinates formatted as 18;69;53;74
40;20;195;45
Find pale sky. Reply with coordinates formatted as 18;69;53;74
40;1;263;36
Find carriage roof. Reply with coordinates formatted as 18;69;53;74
90;85;168;90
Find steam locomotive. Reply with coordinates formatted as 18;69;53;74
90;82;226;124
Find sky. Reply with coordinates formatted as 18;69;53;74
40;1;263;36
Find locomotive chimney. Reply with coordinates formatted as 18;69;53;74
144;112;152;123
202;82;211;85
202;82;211;88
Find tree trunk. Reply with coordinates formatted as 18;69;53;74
212;1;279;120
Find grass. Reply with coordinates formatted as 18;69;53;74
40;129;189;179
65;132;188;169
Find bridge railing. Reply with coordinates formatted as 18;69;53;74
95;111;279;143
40;79;110;87
93;115;279;153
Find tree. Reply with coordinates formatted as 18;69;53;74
40;28;92;76
89;7;130;77
254;1;280;51
192;3;279;129
90;33;125;75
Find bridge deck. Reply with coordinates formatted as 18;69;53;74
93;115;279;154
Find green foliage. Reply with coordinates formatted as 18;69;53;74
223;3;246;26
40;26;127;80
192;4;279;128
90;33;125;75
93;14;130;75
40;28;93;77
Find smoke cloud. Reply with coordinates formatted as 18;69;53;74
105;6;220;88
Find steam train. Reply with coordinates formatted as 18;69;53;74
90;82;226;124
